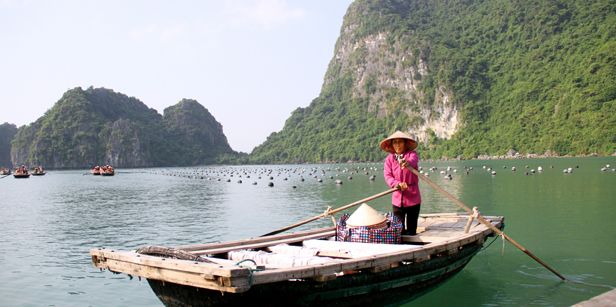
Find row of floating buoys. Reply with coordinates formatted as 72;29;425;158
145;161;615;187
146;164;386;188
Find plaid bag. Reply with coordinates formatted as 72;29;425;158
336;213;403;244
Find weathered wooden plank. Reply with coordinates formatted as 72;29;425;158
302;239;422;258
370;264;397;273
573;288;616;307
402;235;451;243
91;249;249;277
98;257;251;293
316;250;353;259
419;213;461;217
176;227;336;252
312;274;337;282
191;231;336;255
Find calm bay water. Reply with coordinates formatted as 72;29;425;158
0;157;615;306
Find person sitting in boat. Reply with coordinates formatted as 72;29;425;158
380;130;422;235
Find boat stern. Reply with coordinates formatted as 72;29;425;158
90;248;253;293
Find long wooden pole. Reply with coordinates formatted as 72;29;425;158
261;188;398;237
408;166;567;281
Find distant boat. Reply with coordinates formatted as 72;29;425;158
13;166;30;178
100;165;115;176
0;167;11;175
91;213;504;306
91;166;101;175
31;166;46;176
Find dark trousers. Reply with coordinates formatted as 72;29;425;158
393;204;421;235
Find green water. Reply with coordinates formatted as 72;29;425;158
0;157;614;306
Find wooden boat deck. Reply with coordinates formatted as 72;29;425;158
90;213;503;294
573;288;616;306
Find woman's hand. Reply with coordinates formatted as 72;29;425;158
400;160;409;168
397;182;408;190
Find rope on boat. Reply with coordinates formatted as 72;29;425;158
481;234;501;251
480;232;507;256
235;259;259;269
322;206;333;217
234;259;264;287
135;246;214;263
322;206;338;227
501;233;506;256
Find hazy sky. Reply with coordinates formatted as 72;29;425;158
0;0;353;153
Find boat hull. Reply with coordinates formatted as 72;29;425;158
147;243;481;306
90;214;504;306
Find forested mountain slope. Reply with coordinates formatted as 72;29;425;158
10;87;235;168
250;0;615;162
0;122;17;167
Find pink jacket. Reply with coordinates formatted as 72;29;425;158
383;150;421;207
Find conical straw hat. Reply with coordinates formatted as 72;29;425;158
346;203;386;227
379;130;417;153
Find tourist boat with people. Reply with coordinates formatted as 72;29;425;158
31;166;46;176
91;166;101;175
100;165;115;176
91;197;505;306
0;167;11;176
13;166;30;178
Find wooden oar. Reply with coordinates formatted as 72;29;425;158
0;174;10;179
261;188;398;237
406;166;567;281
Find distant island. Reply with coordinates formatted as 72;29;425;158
7;87;239;169
1;0;615;168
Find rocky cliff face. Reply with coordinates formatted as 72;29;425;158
104;119;151;167
325;8;458;143
163;99;234;165
0;122;17;167
252;0;615;162
250;1;463;163
10;87;236;168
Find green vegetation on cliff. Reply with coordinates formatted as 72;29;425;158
0;122;17;167
164;99;234;165
250;0;616;163
11;87;236;168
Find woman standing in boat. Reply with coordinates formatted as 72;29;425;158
381;131;421;235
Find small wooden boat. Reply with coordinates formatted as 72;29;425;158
100;165;115;176
91;166;101;175
31;166;46;176
13;166;30;178
0;167;11;175
91;213;504;306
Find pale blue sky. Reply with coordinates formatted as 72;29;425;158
0;0;353;152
